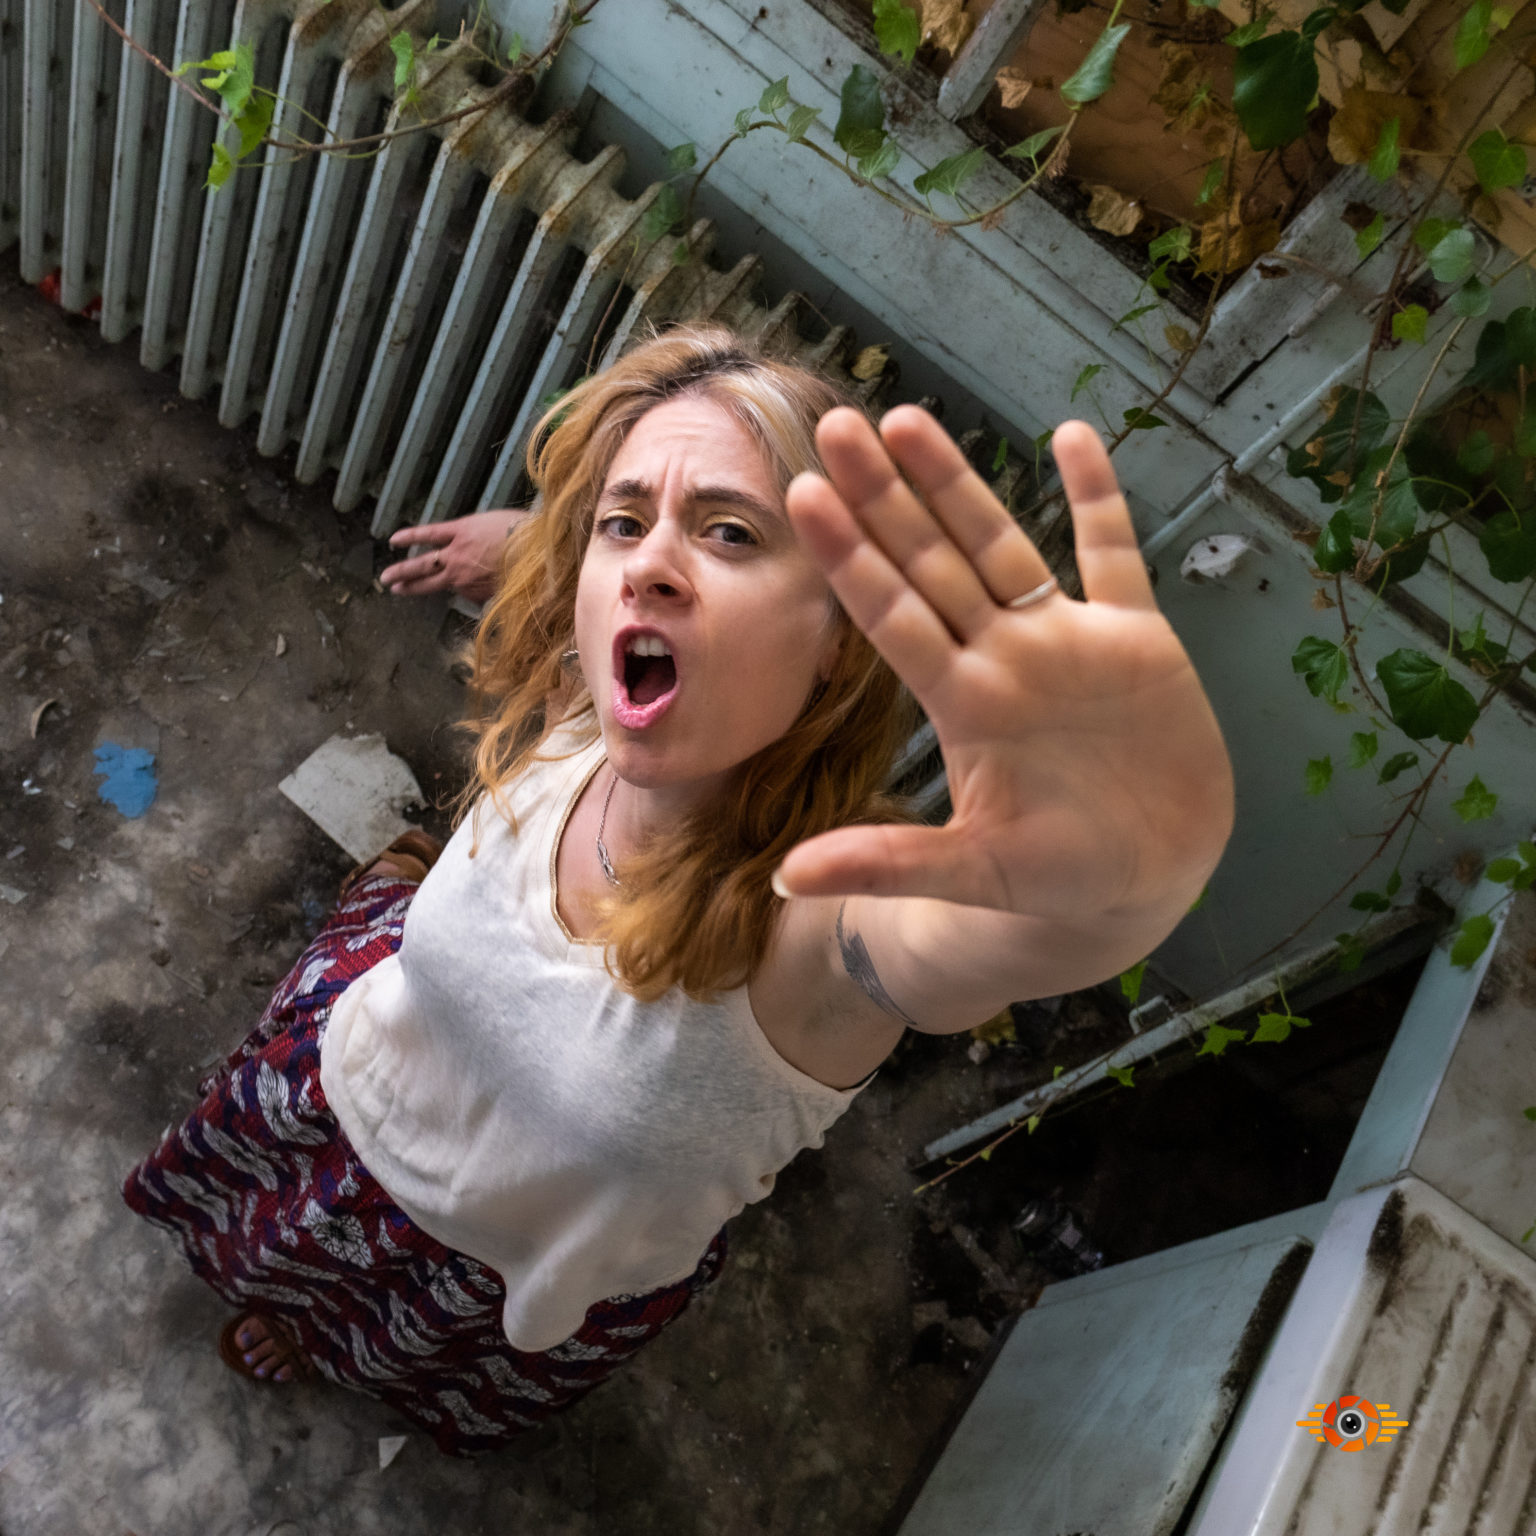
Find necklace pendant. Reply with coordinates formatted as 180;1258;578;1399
596;835;620;887
596;768;622;887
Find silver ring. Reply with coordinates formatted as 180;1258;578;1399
433;554;444;572
1005;575;1059;611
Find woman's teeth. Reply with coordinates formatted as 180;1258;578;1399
626;635;671;657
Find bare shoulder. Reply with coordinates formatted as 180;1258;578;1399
748;892;909;1090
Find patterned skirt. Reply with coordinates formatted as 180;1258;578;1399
122;873;726;1457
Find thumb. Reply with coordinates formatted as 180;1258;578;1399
773;823;991;907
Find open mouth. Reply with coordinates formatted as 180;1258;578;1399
623;649;677;707
612;632;680;727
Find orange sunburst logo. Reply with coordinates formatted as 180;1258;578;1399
1297;1395;1410;1450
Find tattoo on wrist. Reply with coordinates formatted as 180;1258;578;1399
836;900;920;1028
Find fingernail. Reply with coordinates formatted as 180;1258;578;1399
770;867;791;900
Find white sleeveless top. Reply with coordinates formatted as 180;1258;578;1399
318;719;865;1352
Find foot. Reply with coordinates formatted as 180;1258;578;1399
223;1314;308;1383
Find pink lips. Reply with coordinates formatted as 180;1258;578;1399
611;626;680;730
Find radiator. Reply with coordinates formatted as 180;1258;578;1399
0;0;903;530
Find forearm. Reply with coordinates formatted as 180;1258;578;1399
859;871;1210;1034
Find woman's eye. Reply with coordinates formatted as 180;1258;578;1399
601;513;644;538
709;521;756;547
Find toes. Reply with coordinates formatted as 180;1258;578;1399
273;1364;293;1382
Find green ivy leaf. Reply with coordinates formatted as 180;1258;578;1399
1225;15;1270;46
1314;507;1357;572
1071;362;1105;401
1377;750;1419;783
1368;116;1400;181
1453;0;1494;70
1253;1011;1311;1043
1026;1114;1042;1134
734;106;754;135
1305;755;1333;795
1122;407;1167;431
1114;301;1162;329
1001;125;1066;166
390;32;415;90
1386;869;1402;898
1306;387;1390;474
1457;431;1497;476
784;103;821;143
1480;510;1536;582
1198;1023;1247;1057
1426;227;1476;284
1119;960;1148;1004
1292;635;1348;702
991;437;1010;473
205;139;235;190
834;66;883;155
641;182;684;242
873;0;922;64
1061;4;1132;106
1525;1106;1536;1121
1234;31;1319;151
1516;405;1536;458
1449;912;1495;967
1106;1063;1136;1088
1488;856;1522;882
857;136;902;181
1335;932;1367;971
760;75;792;115
913;146;989;201
1355;211;1386;259
1413;216;1459;254
1377;648;1480;742
1468;129;1527;193
1148;225;1193;264
1347;730;1378;767
506;31;525;62
665;142;698;174
1350;888;1391;912
1196;159;1224;205
235;93;273;161
1452;775;1498;822
1392;304;1428;343
1342;451;1421;551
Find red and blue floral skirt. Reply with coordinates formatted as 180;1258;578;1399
122;873;726;1457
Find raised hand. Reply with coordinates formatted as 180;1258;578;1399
380;509;530;602
780;407;1234;927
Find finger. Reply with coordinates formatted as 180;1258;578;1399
388;522;453;548
382;571;449;597
381;551;449;587
815;408;1001;643
776;822;999;908
1052;421;1156;610
786;469;957;700
878;405;1054;605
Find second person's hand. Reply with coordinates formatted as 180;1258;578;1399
380;509;531;603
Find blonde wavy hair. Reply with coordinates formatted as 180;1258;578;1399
455;324;922;1002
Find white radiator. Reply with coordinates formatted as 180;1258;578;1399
1;0;893;535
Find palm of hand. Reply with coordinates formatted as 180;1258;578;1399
783;409;1233;922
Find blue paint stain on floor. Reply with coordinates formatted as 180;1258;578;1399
93;742;158;817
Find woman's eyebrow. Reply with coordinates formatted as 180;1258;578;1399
597;479;785;526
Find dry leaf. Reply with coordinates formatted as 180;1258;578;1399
1151;43;1233;136
1327;87;1422;167
995;66;1032;110
1452;850;1483;885
851;344;890;382
1310;586;1337;610
275;633;288;657
1165;324;1196;352
921;0;973;57
1196;210;1280;274
28;699;58;738
1086;183;1144;237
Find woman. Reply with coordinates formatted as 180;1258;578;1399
124;326;1234;1456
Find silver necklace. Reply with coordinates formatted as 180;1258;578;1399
595;769;621;886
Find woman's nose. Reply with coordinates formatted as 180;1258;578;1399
622;525;692;601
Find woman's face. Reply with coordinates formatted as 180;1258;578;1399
574;393;840;799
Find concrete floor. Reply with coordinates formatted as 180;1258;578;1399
0;262;1058;1535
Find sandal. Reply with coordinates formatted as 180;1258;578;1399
219;1312;314;1384
337;828;444;902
